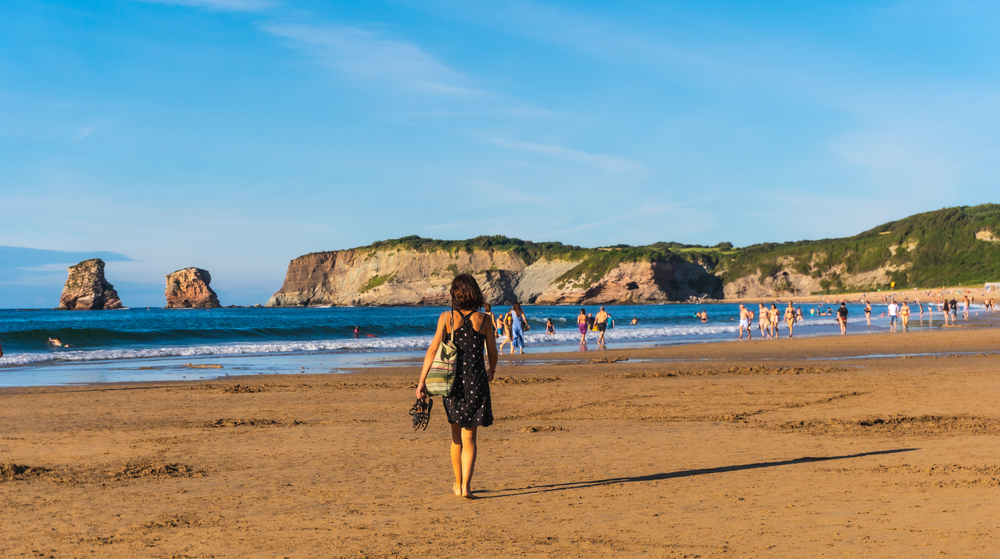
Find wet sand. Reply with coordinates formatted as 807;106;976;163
3;325;1000;557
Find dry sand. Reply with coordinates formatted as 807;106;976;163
3;325;1000;558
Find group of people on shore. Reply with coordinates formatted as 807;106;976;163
737;302;803;340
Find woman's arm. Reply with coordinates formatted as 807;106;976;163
483;315;497;382
415;312;448;399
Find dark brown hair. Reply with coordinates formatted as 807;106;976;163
451;274;485;311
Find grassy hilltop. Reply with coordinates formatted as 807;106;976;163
356;204;1000;295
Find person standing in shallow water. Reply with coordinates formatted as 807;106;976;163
577;309;588;345
415;274;497;500
509;302;528;355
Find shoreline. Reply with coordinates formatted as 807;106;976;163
1;305;995;388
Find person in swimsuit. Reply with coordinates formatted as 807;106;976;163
758;303;769;340
784;302;796;337
545;318;555;335
630;317;639;325
498;312;513;354
796;306;804;321
415;274;497;500
900;301;910;331
509;302;527;355
738;304;752;341
577;309;588;345
864;301;872;325
963;296;970;320
595;306;610;345
837;303;848;335
700;309;708;323
769;304;780;339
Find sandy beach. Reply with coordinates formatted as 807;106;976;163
3;324;1000;558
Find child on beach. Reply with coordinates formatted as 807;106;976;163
415;274;497;500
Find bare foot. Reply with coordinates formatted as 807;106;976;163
453;483;461;496
461;492;477;500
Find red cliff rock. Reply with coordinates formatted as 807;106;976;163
165;268;221;309
58;259;124;310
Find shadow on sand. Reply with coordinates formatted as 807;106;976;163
481;448;918;499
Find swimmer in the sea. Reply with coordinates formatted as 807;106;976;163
48;337;72;348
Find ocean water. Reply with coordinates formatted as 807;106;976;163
0;303;948;386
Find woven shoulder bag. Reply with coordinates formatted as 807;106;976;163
425;313;459;397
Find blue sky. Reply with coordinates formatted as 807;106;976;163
2;0;999;308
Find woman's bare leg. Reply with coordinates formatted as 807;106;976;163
460;426;478;498
450;424;463;495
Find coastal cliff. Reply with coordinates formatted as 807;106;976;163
165;268;221;308
58;259;124;310
267;205;1000;305
267;237;721;307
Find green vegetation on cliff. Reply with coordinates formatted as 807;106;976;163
342;204;1000;296
715;204;1000;292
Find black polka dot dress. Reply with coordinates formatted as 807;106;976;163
443;310;494;428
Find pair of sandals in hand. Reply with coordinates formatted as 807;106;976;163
409;397;432;431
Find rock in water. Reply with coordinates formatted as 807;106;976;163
59;259;124;310
165;268;221;309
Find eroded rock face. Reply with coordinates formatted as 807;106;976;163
59;259;124;310
266;249;722;307
165;268;221;308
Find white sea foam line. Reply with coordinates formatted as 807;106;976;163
0;317;856;367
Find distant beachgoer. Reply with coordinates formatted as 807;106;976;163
484;304;496;333
630;317;639;325
700;309;708;323
796;306;803;320
837;303;848;335
950;298;958;321
963;296;970;320
587;313;596;332
414;274;497;500
354;326;360;338
577;309;588;345
595;306;610;344
784;303;796;337
900;302;910;331
864;301;872;325
48;337;71;348
769;304;780;339
545;318;555;335
739;304;752;341
942;299;951;325
887;301;899;332
757;303;769;339
498;312;512;353
509;303;527;355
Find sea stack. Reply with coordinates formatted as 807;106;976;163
58;259;124;310
165;268;221;308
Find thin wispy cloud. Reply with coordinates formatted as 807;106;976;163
74;125;96;141
265;24;480;96
491;138;643;174
135;0;276;12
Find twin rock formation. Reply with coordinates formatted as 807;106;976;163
58;260;220;310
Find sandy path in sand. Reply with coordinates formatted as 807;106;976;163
2;326;1000;558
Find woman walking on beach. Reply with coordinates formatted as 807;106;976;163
509;302;527;355
577;309;588;345
415;274;497;499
